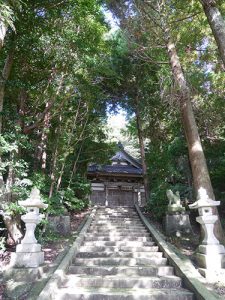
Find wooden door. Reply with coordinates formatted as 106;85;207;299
108;189;134;207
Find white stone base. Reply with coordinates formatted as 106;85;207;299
196;252;225;269
198;244;225;255
16;243;41;253
199;268;225;283
11;251;44;268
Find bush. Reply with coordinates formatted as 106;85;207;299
147;183;169;220
45;193;67;216
63;188;89;211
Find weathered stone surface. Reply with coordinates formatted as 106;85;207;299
39;207;193;300
196;252;225;269
11;251;44;268
48;215;71;235
11;188;47;268
166;189;185;214
163;214;192;236
189;198;225;280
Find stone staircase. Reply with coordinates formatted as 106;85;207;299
56;207;194;299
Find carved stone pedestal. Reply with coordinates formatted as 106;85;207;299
164;213;192;236
11;243;44;268
48;215;71;235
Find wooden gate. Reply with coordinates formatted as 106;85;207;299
107;188;134;207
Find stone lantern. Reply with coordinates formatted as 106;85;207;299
189;196;225;280
11;187;48;268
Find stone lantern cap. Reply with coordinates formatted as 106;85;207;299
18;187;48;209
189;198;220;210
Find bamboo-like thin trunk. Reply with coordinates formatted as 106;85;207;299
200;0;225;66
68;143;83;188
41;110;51;172
49;154;58;198
49;115;63;197
0;46;15;134
135;95;150;204
56;100;88;192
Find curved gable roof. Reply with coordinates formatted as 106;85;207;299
88;144;142;177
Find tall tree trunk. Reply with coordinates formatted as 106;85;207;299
41;110;51;172
49;144;59;198
135;95;150;204
49;115;63;197
68;142;83;188
2;150;24;245
0;46;15;134
56;99;88;192
35;103;51;172
166;35;224;242
200;0;225;66
3;214;23;245
0;47;14;186
0;20;7;51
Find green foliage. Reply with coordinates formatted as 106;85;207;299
147;182;170;220
69;175;91;200
63;188;88;211
0;1;16;30
36;219;61;243
30;173;51;195
1;0;225;236
46;186;89;216
45;194;66;216
0;237;6;252
5;202;25;216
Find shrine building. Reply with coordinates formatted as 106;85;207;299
87;144;146;207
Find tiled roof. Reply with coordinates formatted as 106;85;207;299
111;150;142;169
88;164;143;175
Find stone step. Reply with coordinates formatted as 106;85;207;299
76;251;163;259
86;229;150;237
97;212;136;215
89;225;147;229
93;223;143;226
55;287;193;300
96;216;140;219
90;222;145;226
94;218;141;222
69;265;174;276
61;274;182;289
82;241;156;247
84;236;152;242
86;231;149;236
51;206;194;300
93;219;141;222
89;225;147;230
79;245;159;252
74;257;168;266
